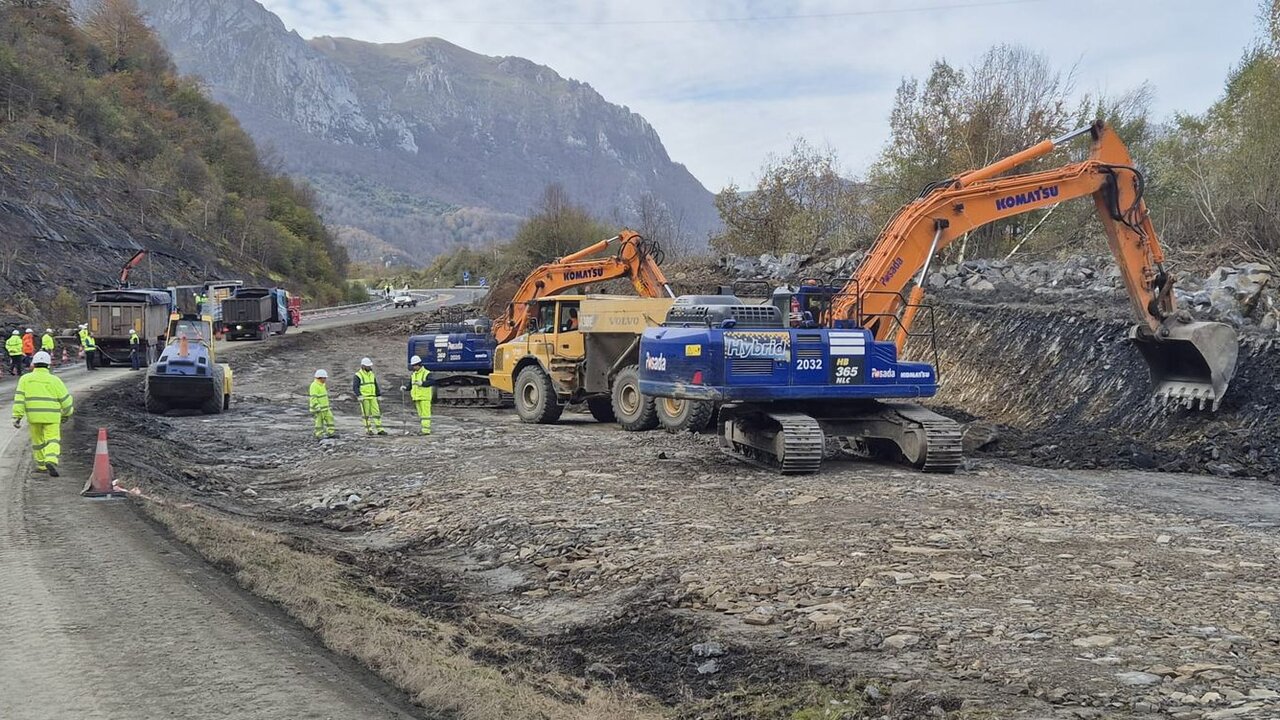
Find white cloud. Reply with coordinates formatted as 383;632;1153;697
262;0;1259;191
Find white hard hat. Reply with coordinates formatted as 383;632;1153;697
79;324;87;329
410;355;422;365
32;351;51;365
129;329;137;335
25;328;32;333
10;330;16;335
45;328;52;333
315;369;328;379
360;357;373;367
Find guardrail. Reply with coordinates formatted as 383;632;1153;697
303;287;486;320
305;299;386;320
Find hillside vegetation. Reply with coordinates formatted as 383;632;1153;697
0;0;354;325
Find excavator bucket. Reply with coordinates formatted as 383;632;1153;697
1130;321;1238;410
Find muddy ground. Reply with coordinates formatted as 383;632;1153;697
68;315;1280;720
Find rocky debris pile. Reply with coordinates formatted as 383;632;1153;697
718;252;864;282
716;251;1278;330
1177;264;1276;329
381;304;487;337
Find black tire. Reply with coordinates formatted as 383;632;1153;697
611;365;658;431
144;381;169;415
201;370;225;415
656;397;716;433
514;364;562;424
223;390;231;410
586;396;616;423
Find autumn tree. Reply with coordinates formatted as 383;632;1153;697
711;138;871;256
506;184;613;271
84;0;167;74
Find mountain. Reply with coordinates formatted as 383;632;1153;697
0;1;353;329
106;0;720;265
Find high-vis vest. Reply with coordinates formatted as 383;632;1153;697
409;367;432;401
78;328;96;350
41;333;54;351
309;380;331;412
354;369;379;398
5;335;21;356
130;334;140;346
12;368;74;424
21;333;34;354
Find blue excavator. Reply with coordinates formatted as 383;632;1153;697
638;122;1239;474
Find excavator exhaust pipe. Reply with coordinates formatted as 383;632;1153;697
1130;320;1238;411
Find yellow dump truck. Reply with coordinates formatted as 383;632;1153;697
491;295;674;430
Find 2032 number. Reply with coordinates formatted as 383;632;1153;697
796;358;823;371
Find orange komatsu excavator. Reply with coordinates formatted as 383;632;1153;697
492;229;674;343
410;229;673;407
638;121;1238;474
833;120;1238;409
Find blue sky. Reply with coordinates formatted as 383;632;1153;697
261;0;1261;192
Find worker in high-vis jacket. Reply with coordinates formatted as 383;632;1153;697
77;324;97;371
401;355;435;435
21;328;35;370
5;330;22;376
128;329;142;370
309;369;337;439
41;328;55;356
351;357;387;436
12;351;74;477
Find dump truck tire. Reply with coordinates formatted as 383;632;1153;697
201;370;225;415
144;382;169;415
586;396;616;423
514;365;562;424
612;365;658;431
657;397;715;433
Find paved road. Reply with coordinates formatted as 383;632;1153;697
0;292;472;719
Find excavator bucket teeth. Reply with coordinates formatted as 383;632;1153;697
1130;321;1238;411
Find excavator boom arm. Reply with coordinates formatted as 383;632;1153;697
831;120;1237;408
492;230;673;344
837;122;1167;338
119;250;148;287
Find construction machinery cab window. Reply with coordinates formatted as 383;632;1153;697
533;302;559;335
559;303;580;332
171;321;206;341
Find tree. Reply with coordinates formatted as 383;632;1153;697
711;138;871;256
84;0;168;75
869;44;1153;259
506;184;612;271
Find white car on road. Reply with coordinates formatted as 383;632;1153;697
393;293;418;308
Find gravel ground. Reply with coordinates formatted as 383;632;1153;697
81;319;1280;720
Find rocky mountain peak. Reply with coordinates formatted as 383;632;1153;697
110;0;719;263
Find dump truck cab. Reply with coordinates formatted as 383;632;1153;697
490;295;674;429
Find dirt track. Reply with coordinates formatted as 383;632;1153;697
0;301;474;720
76;317;1280;720
0;371;422;720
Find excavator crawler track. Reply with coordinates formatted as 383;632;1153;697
909;413;964;473
719;411;825;475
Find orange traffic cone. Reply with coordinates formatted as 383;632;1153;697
82;428;125;498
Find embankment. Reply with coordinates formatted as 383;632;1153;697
931;300;1280;480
